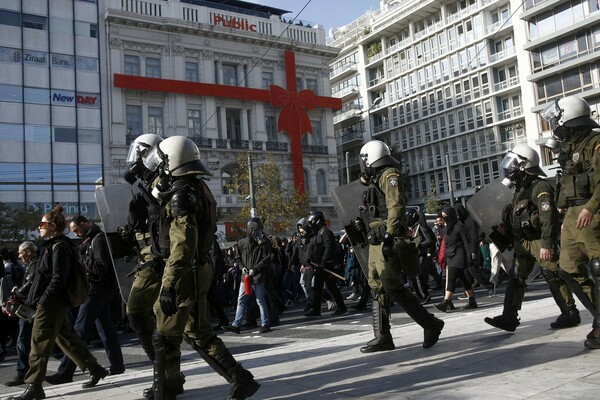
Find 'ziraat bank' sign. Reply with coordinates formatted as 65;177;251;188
213;15;257;32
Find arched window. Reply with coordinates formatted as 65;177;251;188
316;169;327;195
221;164;238;194
303;169;310;194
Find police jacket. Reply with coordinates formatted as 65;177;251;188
557;128;600;212
26;235;75;307
511;177;559;249
362;165;407;237
235;236;272;284
79;224;117;295
441;207;469;269
159;178;217;297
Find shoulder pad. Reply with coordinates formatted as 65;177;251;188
170;188;196;217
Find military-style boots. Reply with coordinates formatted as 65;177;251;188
228;363;261;400
360;331;396;353
551;307;581;329
484;315;520;332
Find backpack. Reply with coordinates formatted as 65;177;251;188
52;243;90;307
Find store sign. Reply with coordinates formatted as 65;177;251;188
4;202;96;218
213;15;257;32
0;47;21;63
51;90;99;107
51;54;74;69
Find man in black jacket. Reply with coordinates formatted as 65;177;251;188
46;216;125;384
454;204;495;294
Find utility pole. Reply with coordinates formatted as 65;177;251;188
345;151;350;184
247;153;257;217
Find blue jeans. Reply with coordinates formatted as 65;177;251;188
56;289;125;376
232;280;269;328
16;318;32;377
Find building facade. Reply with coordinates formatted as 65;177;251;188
0;0;341;227
0;0;102;217
329;0;600;207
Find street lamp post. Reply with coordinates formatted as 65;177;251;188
247;153;257;217
345;151;350;184
445;154;455;206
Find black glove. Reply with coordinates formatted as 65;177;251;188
382;233;395;261
353;217;366;233
159;287;177;316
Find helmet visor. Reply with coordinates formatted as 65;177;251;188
499;152;521;177
125;142;150;163
540;100;562;131
142;146;164;172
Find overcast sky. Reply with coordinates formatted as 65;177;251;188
257;0;382;36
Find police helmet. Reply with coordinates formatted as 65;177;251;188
541;96;599;140
307;210;326;231
359;140;400;170
126;134;163;163
500;144;545;184
143;136;211;177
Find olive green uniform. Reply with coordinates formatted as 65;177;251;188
153;179;257;398
361;166;443;350
126;234;162;361
556;129;600;345
505;178;576;320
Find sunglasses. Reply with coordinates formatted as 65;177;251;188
39;221;51;228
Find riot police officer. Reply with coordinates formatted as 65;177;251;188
143;136;259;399
484;145;580;332
122;133;165;363
303;211;347;317
355;140;444;353
541;96;600;349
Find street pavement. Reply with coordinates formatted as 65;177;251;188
2;280;600;399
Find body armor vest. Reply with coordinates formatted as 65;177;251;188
362;182;388;224
511;181;542;241
556;131;598;207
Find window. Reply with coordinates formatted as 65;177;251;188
188;109;202;136
22;13;47;30
79;165;102;185
25;88;50;104
148;107;163;136
306;78;318;95
185;61;198;82
0;123;22;141
53;127;77;143
296;77;304;90
266;115;277;142
312;120;323;146
0;84;22;102
223;64;237;86
125;55;140;76
53;164;77;190
76;56;99;72
226;109;241;142
316;169;327;195
126;105;142;136
26;163;51;191
0;162;24;191
0;10;20;27
146;57;161;78
25;125;51;142
262;71;273;90
78;129;101;144
303;169;310;195
75;21;97;38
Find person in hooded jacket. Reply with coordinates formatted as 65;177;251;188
405;209;438;304
454;204;495;295
434;206;478;312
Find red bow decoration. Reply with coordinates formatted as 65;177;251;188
269;85;316;136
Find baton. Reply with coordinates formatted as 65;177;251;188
309;262;346;281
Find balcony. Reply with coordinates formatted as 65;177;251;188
330;62;358;80
497;106;523;121
333;104;362;125
493;76;520;93
265;142;288;152
333;84;359;101
307;195;332;206
190;136;212;149
302;145;328;154
336;130;364;147
368;74;386;88
489;46;516;63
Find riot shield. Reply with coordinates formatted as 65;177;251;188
466;178;514;267
95;184;139;303
331;180;369;277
